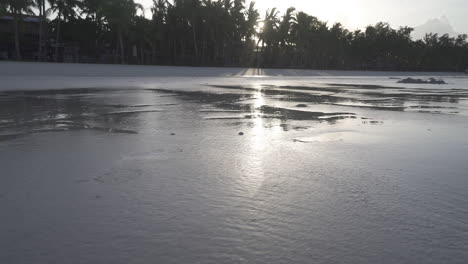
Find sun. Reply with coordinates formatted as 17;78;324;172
256;22;265;33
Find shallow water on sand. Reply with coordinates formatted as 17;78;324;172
1;79;468;264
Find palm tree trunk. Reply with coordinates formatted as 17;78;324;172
201;40;206;65
172;40;176;64
55;13;62;62
95;17;101;62
42;2;46;60
13;13;21;60
192;24;198;65
140;45;144;64
37;1;43;61
255;38;262;68
118;29;125;64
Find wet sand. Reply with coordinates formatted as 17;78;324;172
1;63;468;264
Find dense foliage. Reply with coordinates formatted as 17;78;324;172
3;0;468;71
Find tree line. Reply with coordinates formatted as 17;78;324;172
2;0;468;72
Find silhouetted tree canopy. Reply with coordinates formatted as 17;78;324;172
2;0;468;71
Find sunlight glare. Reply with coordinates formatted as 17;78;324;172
256;22;265;33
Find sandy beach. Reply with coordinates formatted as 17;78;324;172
1;62;467;264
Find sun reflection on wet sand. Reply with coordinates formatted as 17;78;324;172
253;90;265;109
234;90;285;196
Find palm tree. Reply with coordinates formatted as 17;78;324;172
132;16;154;64
81;0;106;60
200;0;227;65
5;0;36;60
151;0;168;63
0;2;8;15
238;1;258;66
278;7;295;48
48;0;81;61
102;0;143;64
328;23;351;68
81;0;104;21
35;0;47;61
244;1;259;42
291;12;325;67
276;7;295;66
257;8;279;66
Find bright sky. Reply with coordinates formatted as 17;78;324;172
136;0;468;33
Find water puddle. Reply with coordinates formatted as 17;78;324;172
2;80;466;143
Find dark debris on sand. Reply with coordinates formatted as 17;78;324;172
398;78;447;84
